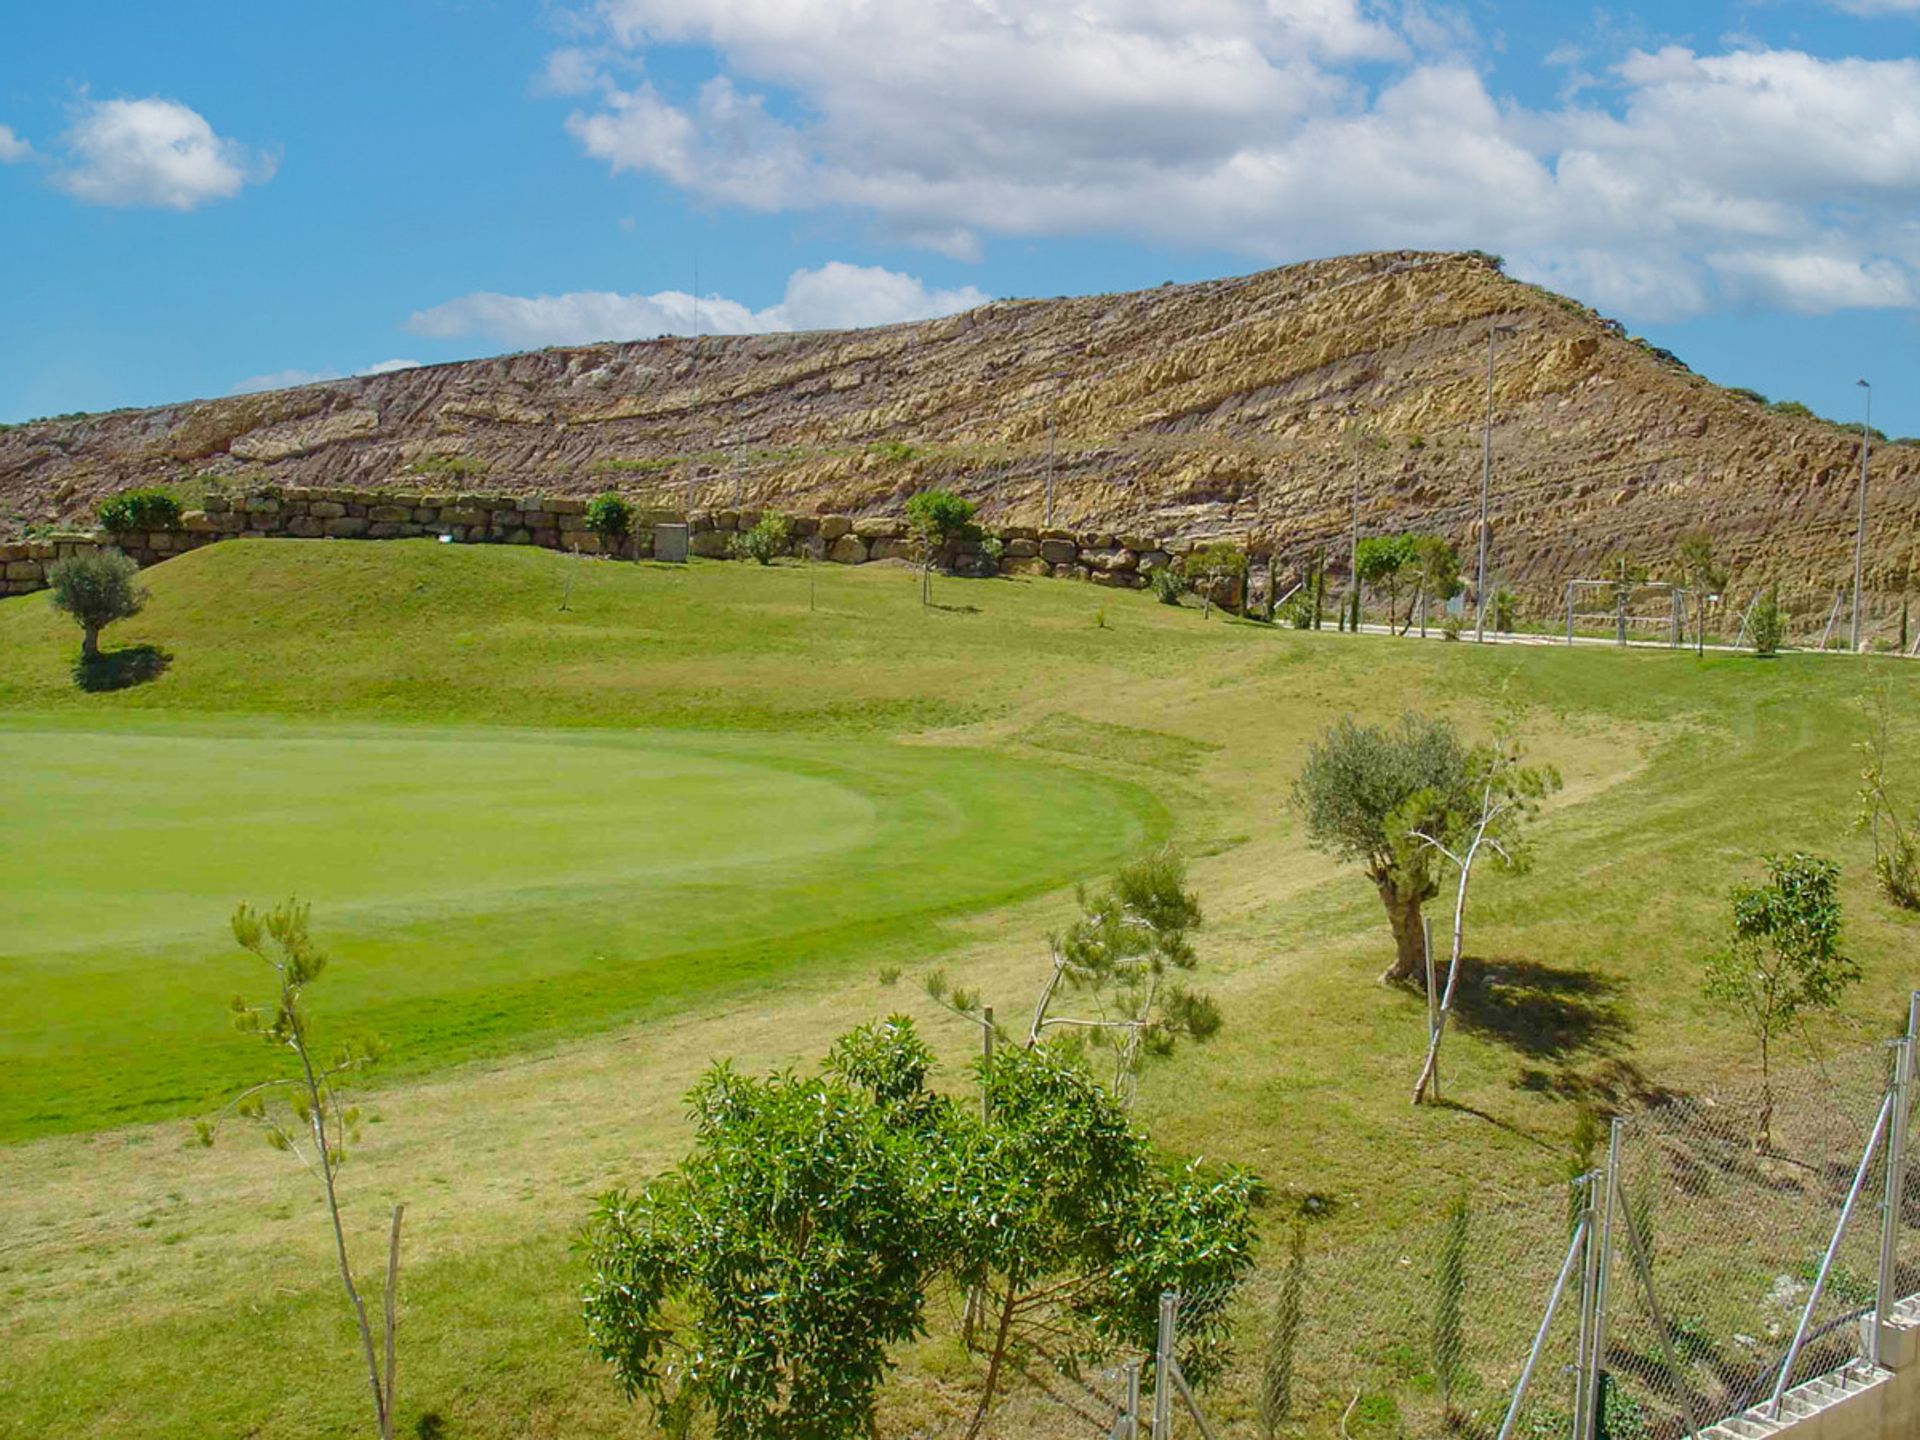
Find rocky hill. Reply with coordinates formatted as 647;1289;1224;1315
3;251;1913;607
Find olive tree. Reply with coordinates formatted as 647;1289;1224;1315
197;901;403;1440
905;488;977;605
48;548;146;661
1407;718;1561;1104
1293;713;1473;982
1701;853;1859;1152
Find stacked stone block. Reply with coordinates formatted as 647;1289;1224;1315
0;485;1237;609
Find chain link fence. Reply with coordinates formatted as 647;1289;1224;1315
877;1006;1915;1439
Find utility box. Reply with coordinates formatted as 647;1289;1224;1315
653;523;689;563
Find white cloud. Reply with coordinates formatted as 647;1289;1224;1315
54;98;274;210
406;261;989;348
231;368;341;394
1823;0;1920;13
0;124;31;164
555;3;1920;320
229;359;426;394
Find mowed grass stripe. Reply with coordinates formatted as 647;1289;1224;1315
0;721;1163;1140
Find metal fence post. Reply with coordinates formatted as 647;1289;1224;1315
1499;1212;1591;1440
1112;1359;1141;1440
1582;1123;1622;1437
1153;1291;1176;1438
1769;1090;1895;1417
1874;1012;1915;1366
1572;1172;1601;1440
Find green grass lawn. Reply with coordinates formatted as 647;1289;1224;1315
0;718;1158;1139
2;539;1917;1439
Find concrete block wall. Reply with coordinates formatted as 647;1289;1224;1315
1695;1296;1920;1440
0;486;1242;607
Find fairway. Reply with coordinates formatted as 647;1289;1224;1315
0;717;1161;1139
5;540;1919;1440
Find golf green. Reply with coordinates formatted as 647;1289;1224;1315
0;717;1163;1140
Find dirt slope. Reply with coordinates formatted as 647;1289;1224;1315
3;250;1913;600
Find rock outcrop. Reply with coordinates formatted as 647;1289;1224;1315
3;251;1913;603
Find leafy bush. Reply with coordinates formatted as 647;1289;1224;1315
98;489;183;534
730;512;791;566
1489;586;1519;633
49;548;146;661
978;534;1005;571
1151;564;1184;605
1441;613;1463;641
584;493;635;549
867;440;921;464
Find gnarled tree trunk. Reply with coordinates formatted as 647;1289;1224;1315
1376;881;1427;984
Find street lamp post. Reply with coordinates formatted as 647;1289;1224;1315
1850;379;1871;653
1476;324;1516;642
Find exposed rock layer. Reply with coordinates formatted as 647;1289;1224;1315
3;251;1913;602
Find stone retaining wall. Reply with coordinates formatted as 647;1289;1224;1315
0;487;1232;603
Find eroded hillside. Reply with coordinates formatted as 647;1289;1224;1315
3;251;1913;600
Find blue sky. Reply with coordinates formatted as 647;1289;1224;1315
1;0;1914;435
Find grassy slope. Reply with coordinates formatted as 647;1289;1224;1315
2;540;1917;1439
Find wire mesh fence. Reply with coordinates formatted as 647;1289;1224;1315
874;1011;1915;1439
1214;1020;1916;1440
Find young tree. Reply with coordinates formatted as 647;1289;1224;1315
1407;719;1562;1104
949;1044;1259;1436
1025;848;1220;1105
1408;534;1463;638
729;511;791;565
1855;689;1920;909
584;492;635;558
48;548;146;661
1433;1193;1471;1421
1701;854;1860;1152
1674;532;1727;656
197;901;402;1440
1293;713;1475;982
1751;584;1784;656
1181;543;1250;619
582;1018;949;1440
1355;535;1415;633
904;488;978;605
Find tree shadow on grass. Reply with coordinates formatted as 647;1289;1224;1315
73;644;171;692
1447;956;1633;1065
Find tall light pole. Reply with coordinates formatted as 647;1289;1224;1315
1476;324;1516;642
1346;404;1363;631
1850;378;1871;653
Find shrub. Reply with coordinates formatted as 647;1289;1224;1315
49;548;147;661
584;493;635;552
1151;564;1184;605
98;489;183;534
404;453;488;479
1489;586;1519;633
730;512;791;566
1751;584;1783;656
1441;613;1463;641
978;534;1005;572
